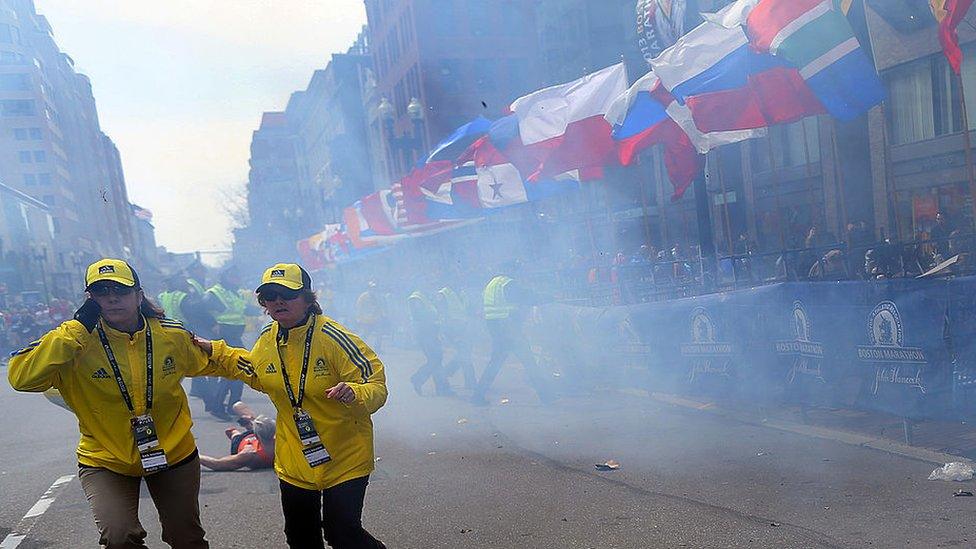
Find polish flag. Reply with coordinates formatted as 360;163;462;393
509;63;628;180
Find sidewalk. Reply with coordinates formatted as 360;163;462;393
642;389;976;464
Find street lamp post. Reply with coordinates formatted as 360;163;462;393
406;97;425;150
70;252;84;292
30;245;50;305
378;96;426;178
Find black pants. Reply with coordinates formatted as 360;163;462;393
410;328;451;394
279;476;385;549
212;379;244;413
210;324;245;412
475;319;552;402
442;325;476;389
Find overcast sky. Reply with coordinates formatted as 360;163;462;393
35;0;367;256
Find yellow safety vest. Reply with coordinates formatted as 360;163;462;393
208;284;247;326
187;278;206;295
158;291;187;322
483;276;515;320
408;291;438;325
437;287;466;322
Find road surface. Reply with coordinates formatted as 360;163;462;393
2;348;975;548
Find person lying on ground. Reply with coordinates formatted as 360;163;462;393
199;401;275;471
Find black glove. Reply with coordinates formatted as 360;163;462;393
73;299;101;332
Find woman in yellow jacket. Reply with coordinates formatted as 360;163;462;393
196;263;387;549
7;259;233;549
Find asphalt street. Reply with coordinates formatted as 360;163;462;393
3;347;976;548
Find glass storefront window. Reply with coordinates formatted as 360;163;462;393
896;184;973;242
751;118;821;172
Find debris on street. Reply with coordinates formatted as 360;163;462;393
929;462;975;482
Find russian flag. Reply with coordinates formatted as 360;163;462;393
650;19;825;137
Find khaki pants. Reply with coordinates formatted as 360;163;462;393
78;454;209;549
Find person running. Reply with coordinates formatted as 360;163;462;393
6;258;237;549
195;263;387;549
434;284;476;391
407;288;452;396
473;264;554;406
200;402;275;471
355;281;386;351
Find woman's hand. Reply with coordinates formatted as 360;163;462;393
192;336;213;357
326;382;356;404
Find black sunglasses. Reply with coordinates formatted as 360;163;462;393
89;284;137;297
258;288;301;302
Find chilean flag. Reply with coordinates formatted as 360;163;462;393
508;63;627;180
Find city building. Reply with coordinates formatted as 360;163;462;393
865;2;976;242
286;29;373;225
233;111;303;270
363;0;546;182
0;0;143;298
0;178;53;304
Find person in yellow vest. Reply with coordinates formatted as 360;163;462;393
355;281;386;351
434;284;476;391
407;287;453;396
473;264;554;406
205;267;248;419
157;274;189;323
193;263;387;549
6;259;243;548
184;261;217;401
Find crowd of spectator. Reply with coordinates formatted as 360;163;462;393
537;212;976;306
0;297;77;357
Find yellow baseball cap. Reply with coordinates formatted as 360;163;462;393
256;263;311;292
85;259;140;289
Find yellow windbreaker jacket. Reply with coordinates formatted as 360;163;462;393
7;316;230;476
210;314;387;491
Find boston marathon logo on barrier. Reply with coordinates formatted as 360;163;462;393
680;307;733;382
856;301;927;394
775;301;825;384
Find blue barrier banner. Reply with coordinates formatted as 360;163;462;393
946;277;976;416
855;280;951;418
537;277;971;420
560;278;976;417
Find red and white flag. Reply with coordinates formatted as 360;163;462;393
509;63;628;180
932;0;975;74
